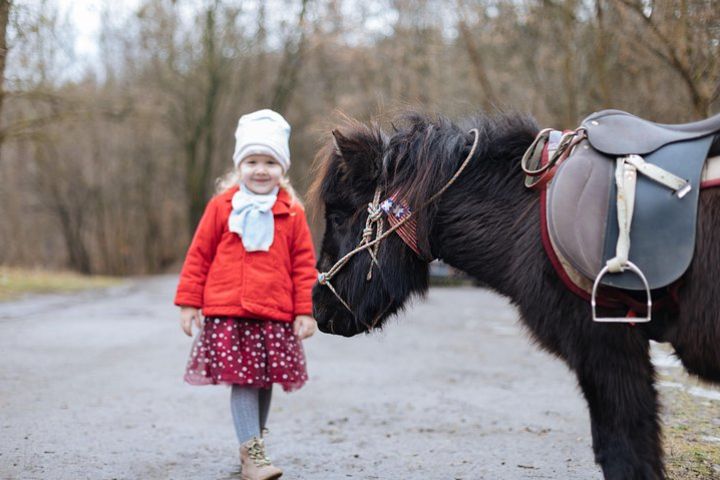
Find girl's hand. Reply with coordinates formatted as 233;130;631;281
293;315;317;340
180;307;203;337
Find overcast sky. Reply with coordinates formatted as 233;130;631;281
56;0;140;61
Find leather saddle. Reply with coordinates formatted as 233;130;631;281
546;109;720;299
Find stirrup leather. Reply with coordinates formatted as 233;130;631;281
591;155;689;323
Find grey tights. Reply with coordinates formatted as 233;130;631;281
230;385;273;444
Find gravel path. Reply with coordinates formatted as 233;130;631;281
2;275;624;479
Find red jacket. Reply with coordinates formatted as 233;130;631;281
174;187;317;322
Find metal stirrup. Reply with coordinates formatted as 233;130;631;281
592;262;651;323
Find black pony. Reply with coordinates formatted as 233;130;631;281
310;112;720;479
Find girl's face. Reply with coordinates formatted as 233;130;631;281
239;154;284;194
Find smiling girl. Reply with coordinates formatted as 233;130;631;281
174;109;317;480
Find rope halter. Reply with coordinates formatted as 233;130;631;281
317;128;481;315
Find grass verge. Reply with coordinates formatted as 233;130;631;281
661;373;720;479
0;267;123;301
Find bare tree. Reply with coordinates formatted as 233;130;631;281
3;0;719;275
271;0;312;114
612;0;720;117
0;0;10;132
456;0;499;111
134;0;237;235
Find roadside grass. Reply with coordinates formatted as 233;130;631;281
0;267;123;301
661;374;720;479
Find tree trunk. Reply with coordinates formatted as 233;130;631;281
0;0;11;162
183;3;225;235
592;0;611;105
457;17;498;111
271;0;310;114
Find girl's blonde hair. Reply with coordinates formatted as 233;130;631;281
215;167;300;204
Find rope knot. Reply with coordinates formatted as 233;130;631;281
362;225;374;241
367;203;383;221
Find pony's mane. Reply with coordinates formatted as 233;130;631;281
307;137;335;219
308;109;539;254
381;111;539;255
383;111;538;204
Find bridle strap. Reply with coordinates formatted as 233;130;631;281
318;128;481;314
363;188;384;280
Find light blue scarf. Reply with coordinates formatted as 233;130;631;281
228;184;279;251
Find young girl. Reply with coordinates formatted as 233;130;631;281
174;109;317;480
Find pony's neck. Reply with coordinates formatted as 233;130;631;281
431;153;544;300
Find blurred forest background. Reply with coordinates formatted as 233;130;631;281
0;0;718;276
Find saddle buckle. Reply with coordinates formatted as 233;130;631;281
591;261;652;323
676;182;692;199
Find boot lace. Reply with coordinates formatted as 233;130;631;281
247;438;272;467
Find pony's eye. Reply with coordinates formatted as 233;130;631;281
327;213;344;227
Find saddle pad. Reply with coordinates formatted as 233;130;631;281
547;135;714;290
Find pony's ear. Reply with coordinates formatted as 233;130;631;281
331;129;348;157
331;126;385;183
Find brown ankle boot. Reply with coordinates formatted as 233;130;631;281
239;437;283;480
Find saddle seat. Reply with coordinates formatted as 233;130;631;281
585;109;720;155
546;109;720;297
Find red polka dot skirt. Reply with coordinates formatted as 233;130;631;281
184;317;308;392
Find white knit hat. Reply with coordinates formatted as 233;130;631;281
232;109;291;172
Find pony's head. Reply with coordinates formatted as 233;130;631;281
309;118;434;337
310;111;539;337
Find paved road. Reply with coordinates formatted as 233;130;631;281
1;276;608;479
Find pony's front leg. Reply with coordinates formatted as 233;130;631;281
573;325;664;480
